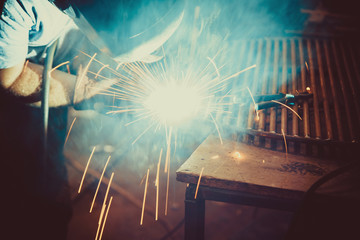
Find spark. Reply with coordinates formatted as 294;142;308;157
281;129;288;162
140;169;150;225
64;117;77;145
213;64;256;87
233;151;241;159
164;127;172;216
99;196;114;240
271;100;302;120
164;127;172;173
66;64;71;74
246;87;259;119
155;149;163;221
76;53;97;89
195;167;204;199
210;113;223;145
78;146;96;193
95;65;109;79
49;61;70;74
101;172;115;221
207;56;220;77
95;203;107;240
90;155;111;213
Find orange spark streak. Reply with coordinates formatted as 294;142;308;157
210;113;223;145
65;117;77;145
66;64;71;74
209;64;256;88
76;53;97;89
246;87;259;118
207;56;220;77
95;203;107;240
156;149;163;221
90;156;111;213
99;196;113;240
95;65;109;79
131;122;156;145
78;146;96;193
140;169;150;225
101;172;114;222
165;152;170;216
195;167;205;199
164;127;172;173
49;61;70;74
271;100;302;120
281;129;288;162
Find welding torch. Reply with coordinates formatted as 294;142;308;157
254;92;312;110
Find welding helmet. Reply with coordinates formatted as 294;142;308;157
51;0;185;62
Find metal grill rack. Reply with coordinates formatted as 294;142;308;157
223;38;360;159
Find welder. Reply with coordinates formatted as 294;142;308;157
0;0;184;239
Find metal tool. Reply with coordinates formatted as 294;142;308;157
254;92;312;110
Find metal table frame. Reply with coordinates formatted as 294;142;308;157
184;183;301;240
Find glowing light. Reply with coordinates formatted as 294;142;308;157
233;151;242;159
144;83;202;125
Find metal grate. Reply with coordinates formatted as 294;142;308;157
225;38;360;159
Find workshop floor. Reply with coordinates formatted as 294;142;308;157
63;111;293;240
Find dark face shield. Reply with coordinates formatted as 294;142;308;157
60;0;185;62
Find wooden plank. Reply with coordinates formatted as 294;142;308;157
177;135;340;200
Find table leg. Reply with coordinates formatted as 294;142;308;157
184;184;205;240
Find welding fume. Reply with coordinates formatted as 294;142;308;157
0;0;184;239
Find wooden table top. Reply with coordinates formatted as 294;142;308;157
176;135;341;200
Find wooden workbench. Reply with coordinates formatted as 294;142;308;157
176;135;341;240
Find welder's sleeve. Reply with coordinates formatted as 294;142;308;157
0;0;32;69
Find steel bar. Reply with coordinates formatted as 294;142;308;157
247;40;263;129
259;39;271;131
331;40;354;140
290;38;299;136
269;39;279;133
307;39;321;139
339;42;360;131
240;39;255;138
315;39;333;139
298;39;310;137
349;45;360;87
281;39;288;134
323;41;344;141
235;40;248;127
